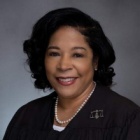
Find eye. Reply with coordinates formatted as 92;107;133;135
73;53;84;58
48;52;60;56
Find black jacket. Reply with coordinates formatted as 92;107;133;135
3;85;140;140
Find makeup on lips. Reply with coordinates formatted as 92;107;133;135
56;77;77;86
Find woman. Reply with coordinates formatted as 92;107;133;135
3;7;140;140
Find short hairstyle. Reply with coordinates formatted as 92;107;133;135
23;7;116;90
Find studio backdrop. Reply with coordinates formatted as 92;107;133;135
0;0;140;139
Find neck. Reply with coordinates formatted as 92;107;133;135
57;82;95;110
54;82;96;125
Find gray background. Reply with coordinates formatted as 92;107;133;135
0;0;140;139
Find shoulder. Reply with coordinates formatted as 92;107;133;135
3;93;56;139
23;91;56;109
94;84;140;127
19;92;56;112
10;92;56;126
95;84;140;112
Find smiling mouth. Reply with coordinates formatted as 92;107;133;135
56;77;77;86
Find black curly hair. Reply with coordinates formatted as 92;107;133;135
23;7;116;90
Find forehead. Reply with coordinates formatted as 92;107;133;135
48;26;90;50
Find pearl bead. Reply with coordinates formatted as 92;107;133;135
54;82;96;124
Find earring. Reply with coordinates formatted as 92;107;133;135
95;68;98;71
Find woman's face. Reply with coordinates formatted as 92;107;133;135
45;26;97;99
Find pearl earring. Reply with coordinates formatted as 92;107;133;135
95;68;98;71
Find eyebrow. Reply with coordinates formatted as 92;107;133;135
47;46;87;51
72;46;86;51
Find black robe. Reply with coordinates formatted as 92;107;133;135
3;85;140;140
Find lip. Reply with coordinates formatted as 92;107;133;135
56;77;77;86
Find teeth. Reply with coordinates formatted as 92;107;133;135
58;78;75;82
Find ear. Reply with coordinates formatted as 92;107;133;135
93;57;98;71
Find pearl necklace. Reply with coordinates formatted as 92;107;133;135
54;83;96;124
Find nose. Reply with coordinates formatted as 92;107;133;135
57;55;72;72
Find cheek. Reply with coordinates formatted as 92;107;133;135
75;61;94;76
44;59;55;75
44;64;55;84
